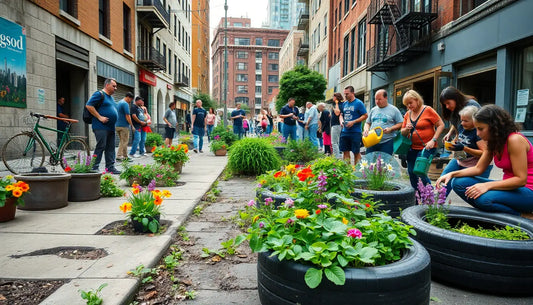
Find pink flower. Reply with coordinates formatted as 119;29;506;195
284;198;294;208
347;228;362;239
259;222;265;228
286;218;294;225
317;204;327;209
264;197;273;206
247;200;255;207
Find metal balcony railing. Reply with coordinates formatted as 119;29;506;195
174;74;189;87
297;7;310;30
137;0;170;28
137;46;166;71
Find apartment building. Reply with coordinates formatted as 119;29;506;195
308;0;329;79
265;0;306;30
279;28;305;77
191;0;210;94
211;17;289;115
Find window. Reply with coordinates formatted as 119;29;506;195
324;14;327;37
268;75;278;82
317;24;321;43
60;0;77;18
344;0;350;15
460;0;489;16
334;8;338;25
163;43;167;71
99;0;109;37
235;37;250;45
268;52;279;59
256;51;262;59
236;51;248;59
255;97;261;104
174;15;177;37
267;39;280;47
343;35;349;75
255;86;262;93
123;4;131;52
168;48;172;74
350;27;355;72
233;22;243;27
256;38;263;45
235;97;249;104
268;86;277;94
516;45;533;130
236;62;247;70
255;75;262;81
256;63;262;70
268;64;278;71
156;37;161;51
178;20;181;42
237;74;248;82
358;19;366;66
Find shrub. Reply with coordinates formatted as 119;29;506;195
211;125;239;147
145;133;164;148
100;173;125;197
228;138;281;175
283;139;320;164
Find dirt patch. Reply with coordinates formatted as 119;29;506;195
95;220;171;235
0;280;65;305
10;247;108;260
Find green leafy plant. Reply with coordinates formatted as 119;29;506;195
263;132;287;146
145;132;164;149
120;162;180;186
211;125;238;147
452;223;530;240
0;175;29;206
162;245;183;270
100;173;124;197
79;283;107;305
193;206;203;216
184;290;197;300
228;138;281;175
63;153;97;173
221;235;246;255
178;226;190;241
152;144;189;165
128;264;158;284
355;154;395;191
283;139;320;164
210;137;228;152
416;179;451;229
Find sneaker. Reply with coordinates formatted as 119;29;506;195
128;154;136;158
199;150;204;153
116;157;124;161
108;168;121;175
193;149;198;153
141;153;148;156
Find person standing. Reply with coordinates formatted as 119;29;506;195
185;111;191;133
304;102;319;147
56;96;69;144
243;116;249;137
206;108;216;141
85;78;120;174
363;89;403;155
140;104;152;155
337;86;368;165
163;102;178;147
191;99;207;153
297;107;306;141
318;103;332;155
231;103;246;139
279;97;299;141
129;96;147;158
331;93;343;158
115;92;134;161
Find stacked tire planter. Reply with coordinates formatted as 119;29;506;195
257;239;431;305
401;205;533;295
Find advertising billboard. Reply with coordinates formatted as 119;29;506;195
0;17;26;108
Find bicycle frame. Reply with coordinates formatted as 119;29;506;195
27;115;74;162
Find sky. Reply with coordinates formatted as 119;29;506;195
209;0;269;37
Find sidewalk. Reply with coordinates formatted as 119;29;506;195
0;148;227;305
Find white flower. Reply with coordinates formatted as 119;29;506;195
360;160;369;169
386;164;393;172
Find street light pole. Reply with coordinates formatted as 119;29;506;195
223;0;228;127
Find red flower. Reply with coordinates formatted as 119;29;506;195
365;203;371;208
273;171;285;178
64;166;72;172
315;209;321;215
297;168;315;181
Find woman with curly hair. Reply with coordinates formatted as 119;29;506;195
440;86;480;142
437;105;533;219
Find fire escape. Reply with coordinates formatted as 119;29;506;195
367;0;438;71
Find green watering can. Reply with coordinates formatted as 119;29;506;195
413;148;433;176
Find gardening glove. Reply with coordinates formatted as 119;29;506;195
450;143;464;151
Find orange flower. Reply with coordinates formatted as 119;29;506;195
294;209;309;219
16;181;30;192
297;168;315;181
119;202;132;213
151;146;156;153
342;217;349;225
154;196;163;205
170;145;176;151
132;187;140;195
273;171;285;178
5;185;14;191
12;188;23;197
365;203;371;208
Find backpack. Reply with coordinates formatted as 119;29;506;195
82;91;105;124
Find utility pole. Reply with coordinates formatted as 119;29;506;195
223;0;228;127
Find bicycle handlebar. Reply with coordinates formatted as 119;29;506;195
29;112;79;123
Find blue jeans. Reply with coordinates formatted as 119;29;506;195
139;131;147;154
193;126;205;151
92;129;116;171
207;124;214;142
233;125;244;139
129;129;141;155
297;125;305;141
366;139;394;156
441;159;493;197
282;124;297;142
267;124;273;135
307;124;319;147
406;147;436;189
452;176;533;215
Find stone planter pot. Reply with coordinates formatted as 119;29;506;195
14;173;71;210
401;205;533;295
258;238;430;305
131;214;161;233
68;172;102;202
214;148;227;156
351;180;415;218
0;197;17;222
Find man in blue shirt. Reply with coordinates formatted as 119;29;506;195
192;99;207;153
304;102;319;147
85;78;120;174
115;92;134;161
56;97;69;144
129;96;147;158
337;85;368;165
279;97;299;141
231;103;246;139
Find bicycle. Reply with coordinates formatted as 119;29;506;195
2;112;90;174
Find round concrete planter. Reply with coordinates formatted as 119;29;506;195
14;173;71;210
68;172;102;202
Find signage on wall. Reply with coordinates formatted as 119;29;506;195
139;69;157;86
37;88;45;104
0;17;27;108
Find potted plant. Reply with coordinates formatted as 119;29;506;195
145;132;164;153
264;132;287;156
0;176;30;222
15;172;71;210
100;173;125;197
283;139;320;164
119;180;171;233
211;125;238;147
401;180;533;295
152;144;189;173
63;153;102;202
120;162;180;187
352;154;415;217
179;135;194;149
243;198;430;304
210;136;228;156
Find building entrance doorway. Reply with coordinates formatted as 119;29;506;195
56;60;87;138
458;69;496;105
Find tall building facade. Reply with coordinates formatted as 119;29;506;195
191;0;210;94
308;0;329;78
265;0;306;30
211;18;289;115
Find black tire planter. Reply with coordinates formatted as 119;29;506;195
14;173;71;210
273;146;286;157
68;172;102;202
351;180;415;217
256;188;292;208
257;238;430;305
401;205;533;295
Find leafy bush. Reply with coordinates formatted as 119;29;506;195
120;162;180;186
211;125;238;147
100;173;125;197
145;133;164;148
228;138;281;175
283;139;320;164
210;139;228;152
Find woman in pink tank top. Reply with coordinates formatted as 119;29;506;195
437;105;533;220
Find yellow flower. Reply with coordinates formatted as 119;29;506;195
162;190;172;197
342;217;348;225
6;175;13;179
294;209;310;219
152;190;162;197
132;188;140;195
260;179;267;185
252;215;260;223
5;185;14;191
119;202;132;213
285;164;296;174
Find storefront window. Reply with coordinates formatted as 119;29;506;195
517;46;533;130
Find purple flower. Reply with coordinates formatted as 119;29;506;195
437;186;447;205
259;222;265;228
286;218;294;225
284;198;294;208
347;228;362;239
247;200;255;207
264;197;273;206
257;183;263;188
317;204;327;209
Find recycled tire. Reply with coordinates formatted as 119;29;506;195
256;189;291;208
257;238;430;305
401;205;533;295
351;180;415;217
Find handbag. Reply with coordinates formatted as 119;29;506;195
394;107;427;156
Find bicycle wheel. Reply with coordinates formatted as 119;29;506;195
2;132;45;174
60;138;90;169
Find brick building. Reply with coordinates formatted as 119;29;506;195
191;0;210;95
211;17;289;115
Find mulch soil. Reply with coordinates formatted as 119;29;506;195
0;280;65;305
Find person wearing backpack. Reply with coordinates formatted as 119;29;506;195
85;78;120;174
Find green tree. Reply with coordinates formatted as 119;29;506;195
276;65;327;112
193;92;217;110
